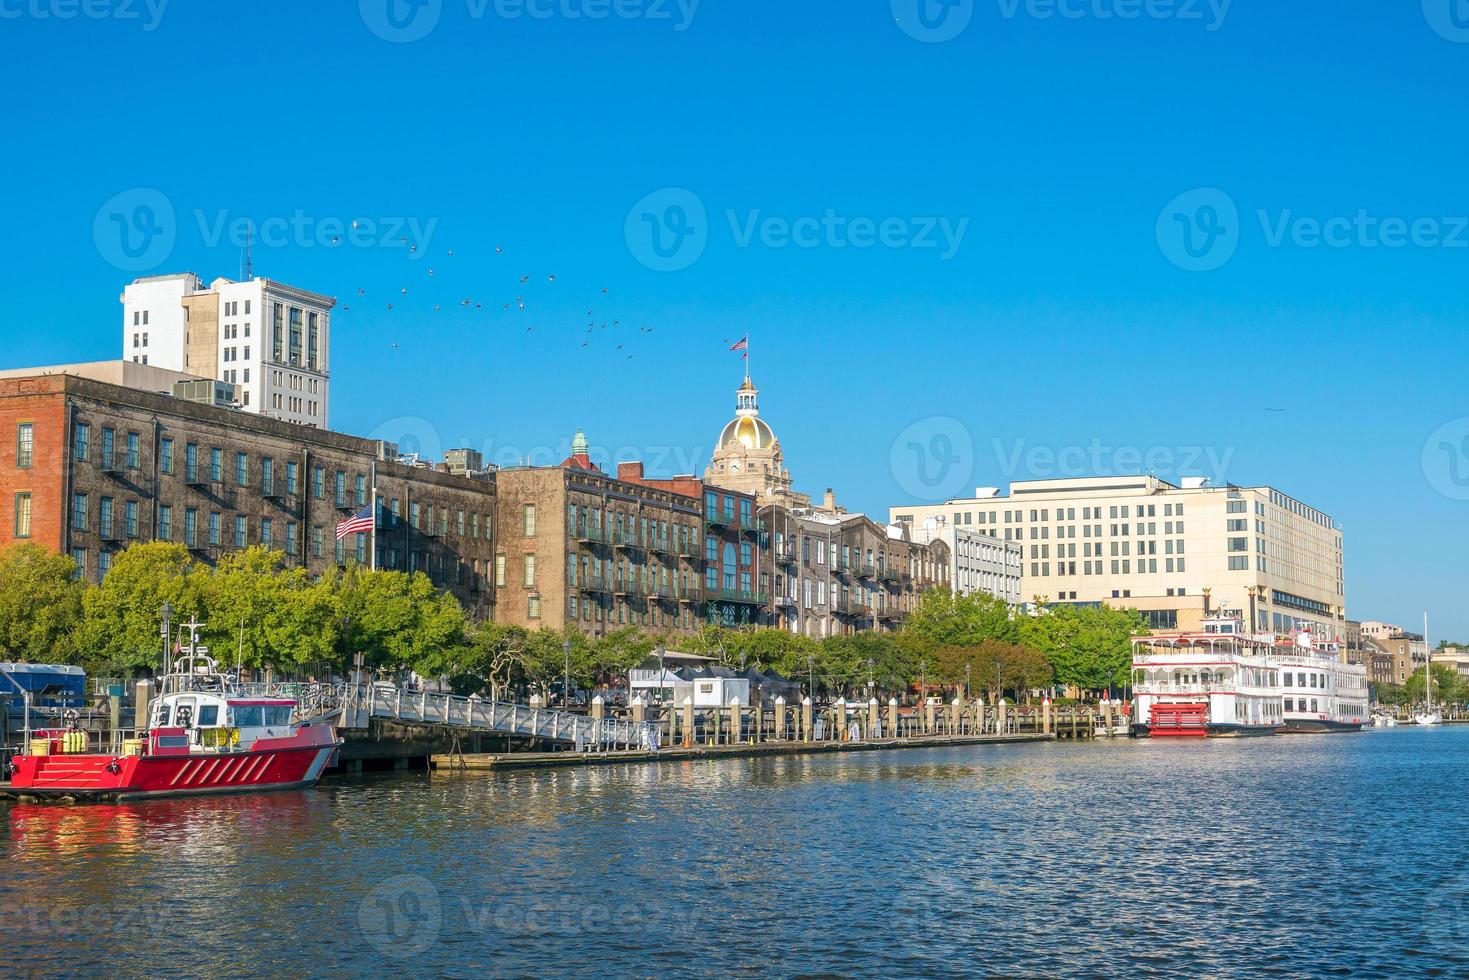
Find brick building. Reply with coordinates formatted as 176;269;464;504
0;372;496;619
766;502;949;637
615;462;766;628
491;431;704;637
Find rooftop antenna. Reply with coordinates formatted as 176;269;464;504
243;219;254;281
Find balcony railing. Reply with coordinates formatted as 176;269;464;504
614;530;646;550
705;512;733;530
855;561;875;579
577;575;610;593
574;525;607;544
707;588;767;605
774;595;796;608
738;516;762;535
774;545;797;565
878;567;902;583
675;538;701;557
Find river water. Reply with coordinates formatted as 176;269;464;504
3;728;1468;978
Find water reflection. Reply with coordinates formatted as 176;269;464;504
3;731;1469;977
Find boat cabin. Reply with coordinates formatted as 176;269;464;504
148;692;297;751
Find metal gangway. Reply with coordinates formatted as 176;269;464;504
343;684;657;751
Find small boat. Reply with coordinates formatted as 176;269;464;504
1371;713;1398;728
1413;611;1441;727
7;648;339;802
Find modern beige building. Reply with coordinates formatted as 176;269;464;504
891;474;1345;638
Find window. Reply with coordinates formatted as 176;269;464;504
16;423;33;468
14;493;31;538
527;594;541;619
261;517;273;549
126;431;140;469
355;474;367;505
160;437;173;474
210;447;223;482
71;493;87;531
286;461;299;495
523;555;536;586
1228;556;1248;570
208;511;221;546
335;471;347;507
159;505;172;541
73;422;89;461
312;466;324;499
184;508;198;547
312;526;323;558
1228;537;1247;552
523;504;536;536
236;516;248;548
185;443;198;482
262;458;275;495
495;554;506;587
125;499;138;538
286;522;298;556
235;452;248;487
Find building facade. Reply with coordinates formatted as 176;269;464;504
614;463;766;629
766;505;949;638
904;519;1023;606
0;373;495;619
122;273;334;428
891;475;1346;638
491;433;705;638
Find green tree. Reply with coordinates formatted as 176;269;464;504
80;542;209;675
0;544;85;665
1020;602;1147;693
1404;664;1466;705
330;565;466;678
200;547;339;672
905;590;1020;648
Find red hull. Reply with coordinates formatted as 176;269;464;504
9;726;339;801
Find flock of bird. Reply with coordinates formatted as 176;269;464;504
334;234;656;360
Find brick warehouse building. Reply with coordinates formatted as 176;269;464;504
492;431;706;638
0;372;497;619
614;462;766;628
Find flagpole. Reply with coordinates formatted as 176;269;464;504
369;459;378;571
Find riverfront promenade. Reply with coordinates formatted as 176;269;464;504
432;731;1052;772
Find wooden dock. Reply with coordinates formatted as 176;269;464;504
431;732;1054;772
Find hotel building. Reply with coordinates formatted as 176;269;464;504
121;273;334;428
891;474;1346;638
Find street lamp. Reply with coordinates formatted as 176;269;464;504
965;662;972;700
919;659;927;704
867;657;875;694
656;642;666;705
563;638;571;709
808;654;815;702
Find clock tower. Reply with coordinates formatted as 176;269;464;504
705;373;804;506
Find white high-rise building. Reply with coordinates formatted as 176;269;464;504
121;273;335;428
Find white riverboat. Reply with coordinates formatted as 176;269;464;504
1273;627;1368;733
1130;613;1283;738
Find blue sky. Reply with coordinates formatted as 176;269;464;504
1;1;1466;635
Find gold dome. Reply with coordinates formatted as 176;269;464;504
719;416;775;450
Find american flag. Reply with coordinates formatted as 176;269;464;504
336;504;374;540
729;337;747;352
